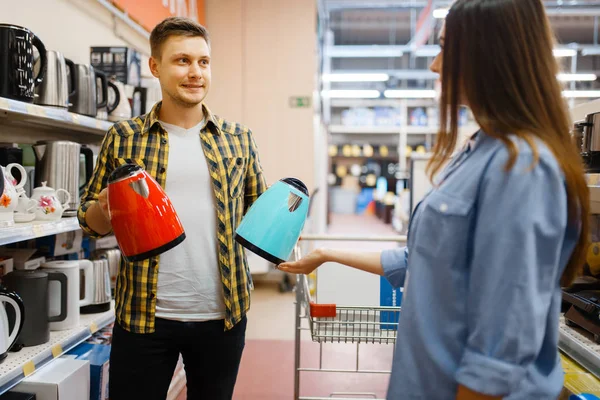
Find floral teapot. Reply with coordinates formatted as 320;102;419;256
31;182;71;221
0;163;27;227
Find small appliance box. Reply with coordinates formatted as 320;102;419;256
90;46;141;86
14;358;90;400
0;249;45;270
64;343;110;400
36;231;83;257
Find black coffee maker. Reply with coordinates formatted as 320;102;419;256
573;111;600;172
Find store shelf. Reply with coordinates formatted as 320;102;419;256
0;96;111;144
329;125;448;135
329;125;402;134
0;306;115;395
559;316;600;379
0;217;80;246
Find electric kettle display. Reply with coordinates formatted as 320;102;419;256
235;178;310;264
107;164;186;262
3;270;67;348
0;24;47;103
0;286;24;362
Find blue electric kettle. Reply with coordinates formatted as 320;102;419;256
235;177;310;264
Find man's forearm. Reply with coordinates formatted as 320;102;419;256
85;201;112;236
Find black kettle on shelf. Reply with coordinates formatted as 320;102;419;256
0;24;47;103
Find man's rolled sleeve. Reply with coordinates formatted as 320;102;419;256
244;130;268;211
381;246;408;288
77;129;114;238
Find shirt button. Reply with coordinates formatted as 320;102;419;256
439;203;448;213
159;167;166;174
161;138;167;145
236;159;243;165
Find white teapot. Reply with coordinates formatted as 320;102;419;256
0;163;27;228
31;182;71;221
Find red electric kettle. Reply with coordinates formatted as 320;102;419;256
107;164;186;262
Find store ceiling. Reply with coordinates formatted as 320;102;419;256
320;0;600;89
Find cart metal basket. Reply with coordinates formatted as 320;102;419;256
293;234;406;400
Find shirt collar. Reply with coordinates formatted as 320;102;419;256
142;101;220;135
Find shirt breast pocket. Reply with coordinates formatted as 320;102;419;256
226;157;246;199
415;190;474;263
113;157;146;171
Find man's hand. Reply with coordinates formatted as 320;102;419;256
85;188;112;236
97;188;110;221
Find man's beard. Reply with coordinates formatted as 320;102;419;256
165;87;204;108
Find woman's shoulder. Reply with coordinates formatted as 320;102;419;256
480;131;564;179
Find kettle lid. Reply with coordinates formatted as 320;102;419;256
281;178;309;196
109;163;143;184
5;269;47;279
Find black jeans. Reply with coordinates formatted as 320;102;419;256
109;316;247;400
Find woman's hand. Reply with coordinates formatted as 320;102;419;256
278;248;327;275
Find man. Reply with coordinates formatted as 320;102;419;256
78;16;267;400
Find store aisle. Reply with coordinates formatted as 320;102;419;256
233;213;399;400
173;213;399;399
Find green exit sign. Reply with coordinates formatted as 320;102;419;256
289;96;311;108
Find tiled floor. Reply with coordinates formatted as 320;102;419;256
176;213;399;400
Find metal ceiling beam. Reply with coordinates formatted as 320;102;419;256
325;0;600;12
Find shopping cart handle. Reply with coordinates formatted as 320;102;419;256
310;302;337;318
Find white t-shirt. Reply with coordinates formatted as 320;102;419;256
154;118;226;321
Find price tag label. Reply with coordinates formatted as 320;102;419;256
23;361;35;377
90;322;99;333
51;344;63;358
0;97;9;109
25;104;46;117
32;225;44;237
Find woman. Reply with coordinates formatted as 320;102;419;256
279;0;590;399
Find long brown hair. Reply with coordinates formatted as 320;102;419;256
428;0;589;286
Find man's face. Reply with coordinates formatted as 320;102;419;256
150;35;211;108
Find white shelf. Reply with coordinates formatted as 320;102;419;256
329;125;445;134
0;218;80;246
329;125;402;134
0;97;111;144
558;316;600;379
329;124;480;135
0;306;115;395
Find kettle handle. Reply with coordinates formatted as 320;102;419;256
47;272;68;323
6;163;27;191
107;81;120;114
32;34;47;87
65;58;77;98
78;260;94;307
80;146;95;196
0;292;25;352
95;70;108;109
56;189;71;209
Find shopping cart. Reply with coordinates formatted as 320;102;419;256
293;234;407;400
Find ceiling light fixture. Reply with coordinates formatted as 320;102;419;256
322;73;390;82
321;90;381;99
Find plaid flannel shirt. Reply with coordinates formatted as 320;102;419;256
78;102;268;333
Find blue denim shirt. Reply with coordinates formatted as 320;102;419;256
381;131;579;399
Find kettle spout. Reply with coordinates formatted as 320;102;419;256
129;179;150;199
288;193;303;212
33;144;46;160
